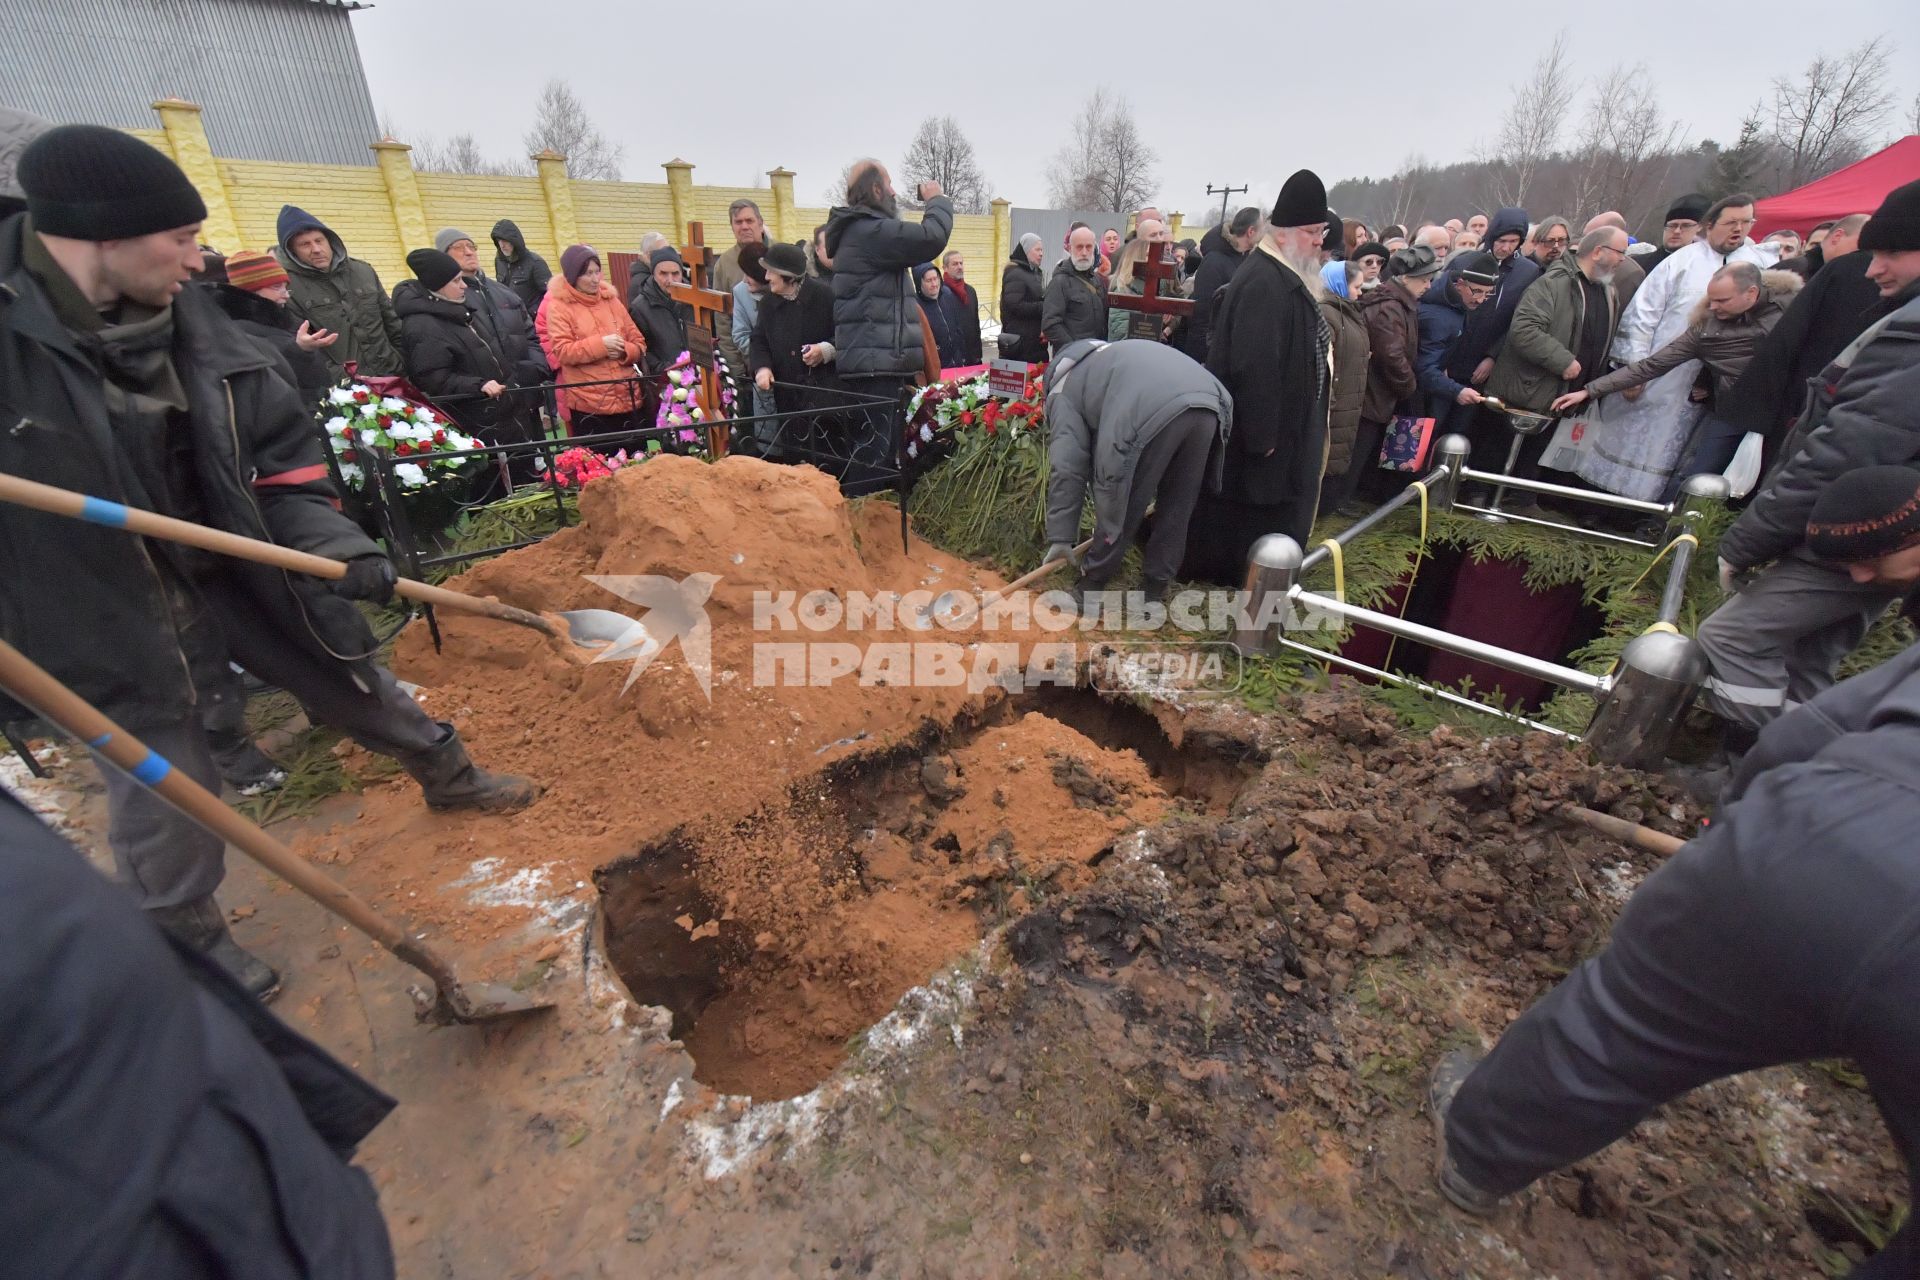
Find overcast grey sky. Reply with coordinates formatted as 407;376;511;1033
353;0;1913;216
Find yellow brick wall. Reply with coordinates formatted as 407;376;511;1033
417;172;557;266
571;180;676;258
118;104;1006;315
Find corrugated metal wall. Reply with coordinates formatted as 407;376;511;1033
1;0;380;166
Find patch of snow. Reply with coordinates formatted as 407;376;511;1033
1;745;73;831
1598;860;1643;904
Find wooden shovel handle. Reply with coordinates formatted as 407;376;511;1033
0;472;557;637
1562;805;1688;857
0;636;461;989
998;536;1098;598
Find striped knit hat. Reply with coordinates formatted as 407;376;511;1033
225;248;289;293
1806;466;1920;561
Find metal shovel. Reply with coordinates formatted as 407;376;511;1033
917;535;1097;626
0;638;551;1025
0;474;640;653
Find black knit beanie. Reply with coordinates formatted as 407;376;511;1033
18;124;208;240
407;248;462;292
1859;178;1920;253
1806;466;1920;561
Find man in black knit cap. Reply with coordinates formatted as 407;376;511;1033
0;125;535;999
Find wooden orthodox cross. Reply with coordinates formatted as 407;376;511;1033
1106;243;1193;342
668;221;734;456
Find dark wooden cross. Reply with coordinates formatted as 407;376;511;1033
1107;242;1193;342
667;221;735;456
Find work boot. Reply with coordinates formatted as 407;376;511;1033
211;736;288;797
403;724;539;813
1428;1048;1503;1216
1141;576;1171;606
148;896;281;1001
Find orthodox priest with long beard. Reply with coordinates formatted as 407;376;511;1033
1182;169;1334;584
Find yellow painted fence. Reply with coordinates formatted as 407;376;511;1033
127;100;1014;324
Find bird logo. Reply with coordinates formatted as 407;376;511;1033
582;573;720;698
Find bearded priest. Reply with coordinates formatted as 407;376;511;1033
1182;169;1335;584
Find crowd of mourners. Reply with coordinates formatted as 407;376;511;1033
1;104;1919;1279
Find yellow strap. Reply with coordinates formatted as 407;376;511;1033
1624;530;1698;596
1409;479;1430;547
1319;538;1345;605
1381;481;1433;676
1642;620;1681;636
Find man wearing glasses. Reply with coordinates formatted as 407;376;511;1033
1525;217;1572;268
1416;250;1504;437
1572;193;1775;501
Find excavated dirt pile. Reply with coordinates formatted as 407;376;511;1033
328;454;1167;1095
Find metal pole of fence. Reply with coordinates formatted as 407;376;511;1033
1234;535;1304;656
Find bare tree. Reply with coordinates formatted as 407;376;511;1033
412;133;528;177
523;79;624;181
1569;64;1685;222
1481;32;1577;209
900;116;991;214
1910;89;1920;135
1045;88;1158;211
1769;35;1896;187
1382;156;1431;232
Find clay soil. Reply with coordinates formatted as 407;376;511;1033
28;456;1904;1277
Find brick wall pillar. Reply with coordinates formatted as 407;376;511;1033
370;139;428;252
663;158;695;241
1169;211;1185;242
990;198;1012;316
150;99;242;251
534;150;579;251
766;167;795;243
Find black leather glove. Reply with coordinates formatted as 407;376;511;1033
334;554;398;604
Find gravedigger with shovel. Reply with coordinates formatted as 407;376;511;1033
0;126;535;1000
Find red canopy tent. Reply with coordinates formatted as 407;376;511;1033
1753;136;1920;236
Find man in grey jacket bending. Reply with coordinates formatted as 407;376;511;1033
1043;339;1232;606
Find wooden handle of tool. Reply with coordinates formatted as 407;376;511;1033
0;636;460;980
1000;536;1098;597
1564;805;1688;857
0;472;557;637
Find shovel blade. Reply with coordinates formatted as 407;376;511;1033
413;980;557;1026
556;608;646;649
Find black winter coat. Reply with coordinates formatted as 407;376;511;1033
628;277;691;376
210;282;335;408
1179;224;1243;362
945;277;983;364
917;287;968;368
0;213;384;730
824;197;955;379
750;277;840;415
999;252;1046;362
1206;248;1329;511
463;272;549;387
1719;287;1920;571
490;219;553;312
1718;251;1885;467
393;280;512;434
0;789;396;1279
1041;259;1108;350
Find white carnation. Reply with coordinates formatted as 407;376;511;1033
382;397;410;412
393;462;429;489
327;386;358;405
337;462;364;487
324;415;349;435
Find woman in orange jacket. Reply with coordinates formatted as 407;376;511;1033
543;244;648;435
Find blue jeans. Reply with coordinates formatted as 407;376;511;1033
1661;413;1745;502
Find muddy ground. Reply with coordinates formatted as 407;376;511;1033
19;678;1904;1279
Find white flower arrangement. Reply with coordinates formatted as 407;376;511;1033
322;383;481;491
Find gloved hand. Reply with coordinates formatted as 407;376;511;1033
1043;542;1081;568
334;554;398;604
1717;557;1738;594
